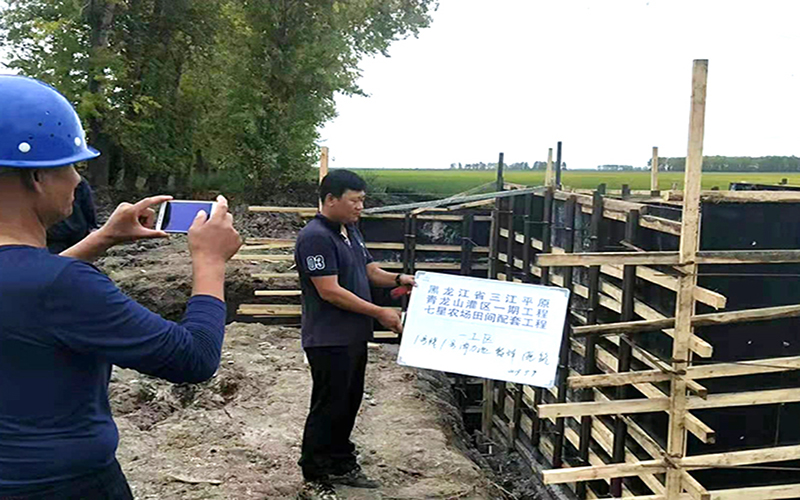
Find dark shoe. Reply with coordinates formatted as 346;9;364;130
298;480;339;500
329;468;380;489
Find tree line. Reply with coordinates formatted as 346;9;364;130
647;156;800;172
1;0;436;195
451;161;566;171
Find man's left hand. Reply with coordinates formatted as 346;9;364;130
399;274;416;288
98;195;173;246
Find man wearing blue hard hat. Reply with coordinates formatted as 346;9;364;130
0;75;242;499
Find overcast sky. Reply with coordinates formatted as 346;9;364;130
320;0;800;170
3;1;799;170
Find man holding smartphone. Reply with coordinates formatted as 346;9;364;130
0;75;242;499
295;170;414;500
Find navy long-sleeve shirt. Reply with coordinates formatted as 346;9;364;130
0;245;226;494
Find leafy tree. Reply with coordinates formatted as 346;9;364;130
1;0;437;194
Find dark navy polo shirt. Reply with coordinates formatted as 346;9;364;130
295;214;374;348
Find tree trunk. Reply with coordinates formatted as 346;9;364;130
86;0;116;188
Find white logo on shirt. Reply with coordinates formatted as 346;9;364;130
306;255;326;271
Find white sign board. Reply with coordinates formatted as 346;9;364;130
397;271;570;387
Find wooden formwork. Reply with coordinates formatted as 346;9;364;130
240;59;800;500
482;60;800;500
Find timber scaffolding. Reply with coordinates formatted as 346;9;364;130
238;60;800;499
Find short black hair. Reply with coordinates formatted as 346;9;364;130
319;169;366;202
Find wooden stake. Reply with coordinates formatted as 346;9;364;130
651;146;659;195
666;59;708;499
545;148;554;187
552;195;577;469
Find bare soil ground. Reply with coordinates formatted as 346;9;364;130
97;207;507;499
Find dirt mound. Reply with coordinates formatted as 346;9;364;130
111;323;500;499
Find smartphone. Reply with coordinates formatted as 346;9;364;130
155;200;217;233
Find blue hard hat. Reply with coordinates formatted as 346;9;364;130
0;75;100;168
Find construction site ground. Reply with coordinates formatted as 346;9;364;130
94;204;554;500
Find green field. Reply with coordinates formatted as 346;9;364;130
355;169;800;197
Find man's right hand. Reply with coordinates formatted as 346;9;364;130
188;195;242;265
376;307;403;334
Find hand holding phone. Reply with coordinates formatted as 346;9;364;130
187;195;242;266
156;200;218;233
99;195;173;245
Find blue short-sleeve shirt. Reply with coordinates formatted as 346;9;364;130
295;214;374;348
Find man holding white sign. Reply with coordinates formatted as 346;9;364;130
295;170;415;500
398;272;570;388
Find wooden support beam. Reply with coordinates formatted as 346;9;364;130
665;190;800;204
573;303;800;337
254;290;301;297
248;206;317;215
666;59;708;499
536;251;680;267
640;215;681;236
545;148;554;187
505;230;727;309
708;483;800;499
536;248;800;267
651;146;659;194
681;470;710;500
362;186;543;215
233;254;294;262
539;384;800;421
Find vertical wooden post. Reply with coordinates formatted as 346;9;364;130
540;187;555;285
460;213;475;276
505;197;516;283
532;187;554;448
521;194;534;283
555;141;563;188
611;209;640;497
496;152;505;192
545;148;554;187
483;164;504;442
651;146;659;196
402;213;411;275
621;184;631;200
664;59;707;499
552;195;577;469
577;190;603;499
409;215;417;275
597;183;607;195
319;146;329;210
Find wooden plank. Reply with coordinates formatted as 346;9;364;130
536;251;680;267
569;355;800;389
237;304;302;316
537;384;800;420
374;261;488;271
666;59;708;499
362;186;543;215
651;146;659;193
666;190;800;204
233;254;294;262
545;147;554;187
248;206;317;215
639;215;681;236
254;290;301;297
572;304;800;337
682;471;711;500
511;231;726;309
542;459;668;485
695;250;800;265
604;264;726;310
447;198;495;211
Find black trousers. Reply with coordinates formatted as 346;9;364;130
0;460;133;500
299;342;368;481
